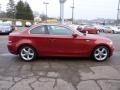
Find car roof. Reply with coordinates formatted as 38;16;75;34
30;23;70;29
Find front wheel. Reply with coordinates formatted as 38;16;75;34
92;46;109;61
19;46;36;61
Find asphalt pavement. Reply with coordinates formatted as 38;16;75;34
0;31;120;90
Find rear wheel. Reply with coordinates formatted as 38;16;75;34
19;46;36;61
92;46;109;61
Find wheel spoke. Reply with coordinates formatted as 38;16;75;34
27;55;31;60
28;48;31;52
102;53;107;56
23;48;28;53
99;55;102;60
95;53;99;57
101;48;106;53
29;52;34;56
21;53;26;57
97;48;101;52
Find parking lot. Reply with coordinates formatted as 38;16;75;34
0;31;120;90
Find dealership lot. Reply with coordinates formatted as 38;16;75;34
0;33;120;90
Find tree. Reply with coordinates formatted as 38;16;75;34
24;2;34;20
15;1;34;20
0;11;7;18
6;0;15;18
15;0;25;19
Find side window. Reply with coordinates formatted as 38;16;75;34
30;26;46;34
47;26;73;35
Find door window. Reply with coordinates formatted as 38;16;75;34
47;26;73;35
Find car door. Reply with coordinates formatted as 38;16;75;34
30;25;53;55
46;25;89;56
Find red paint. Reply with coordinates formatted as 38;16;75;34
7;25;114;58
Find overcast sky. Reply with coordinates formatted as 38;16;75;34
0;0;118;20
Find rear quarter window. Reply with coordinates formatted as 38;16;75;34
30;26;46;34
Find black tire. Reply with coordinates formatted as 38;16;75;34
19;46;37;61
92;46;109;62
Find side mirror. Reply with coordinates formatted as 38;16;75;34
72;33;78;38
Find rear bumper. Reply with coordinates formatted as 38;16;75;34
7;44;17;55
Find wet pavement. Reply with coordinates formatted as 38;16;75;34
0;33;120;90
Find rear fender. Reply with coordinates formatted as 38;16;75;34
16;39;36;53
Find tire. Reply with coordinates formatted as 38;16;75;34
19;46;37;61
92;46;109;62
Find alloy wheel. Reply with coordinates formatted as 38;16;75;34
19;46;36;61
93;46;109;61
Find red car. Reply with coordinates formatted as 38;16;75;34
7;24;114;62
77;26;100;34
